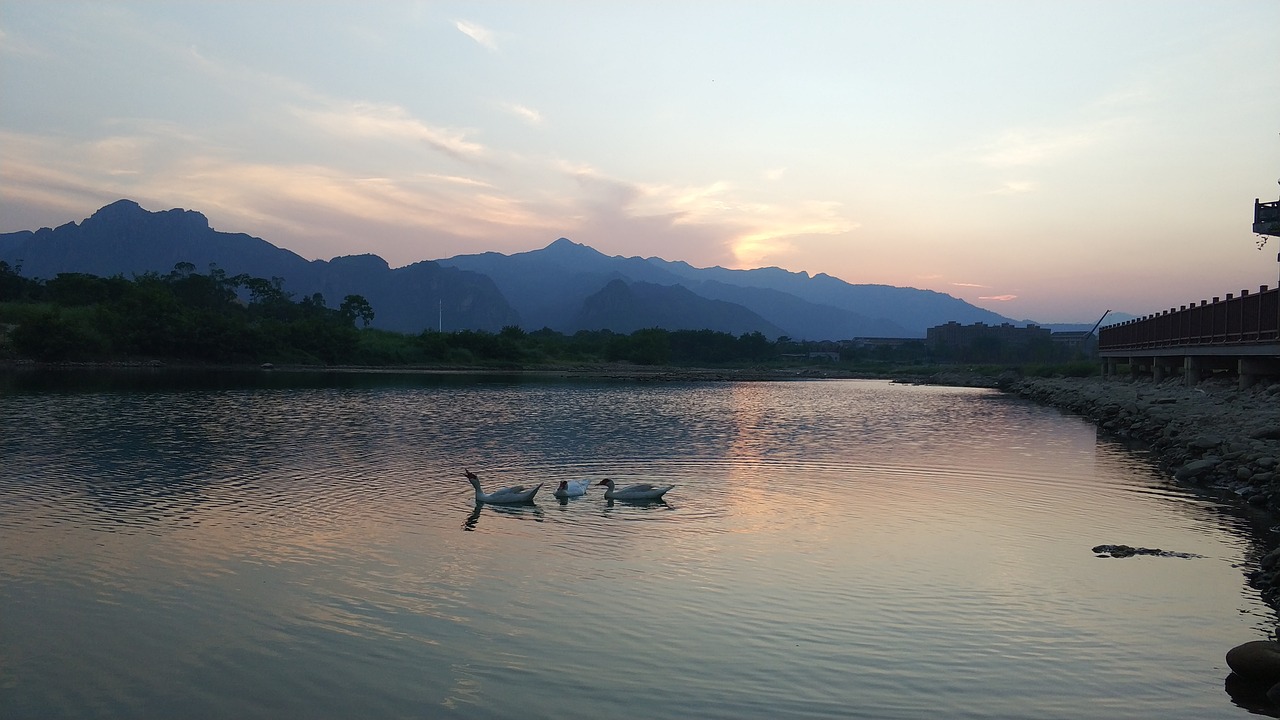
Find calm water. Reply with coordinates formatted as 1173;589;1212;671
1;370;1276;719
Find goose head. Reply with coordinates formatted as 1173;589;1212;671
557;480;568;490
597;479;615;488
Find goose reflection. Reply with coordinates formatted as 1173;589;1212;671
462;502;545;531
604;497;673;511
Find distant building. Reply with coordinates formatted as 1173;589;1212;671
927;320;1096;360
847;337;920;350
926;321;1051;348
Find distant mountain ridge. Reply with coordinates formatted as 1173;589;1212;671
0;200;519;333
437;236;1014;337
0;199;1023;338
573;279;788;337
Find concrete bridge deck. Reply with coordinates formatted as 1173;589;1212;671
1098;284;1280;387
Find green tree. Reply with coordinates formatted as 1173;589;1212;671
737;331;775;362
45;273;124;306
0;261;36;302
10;309;109;361
627;328;671;365
340;294;375;328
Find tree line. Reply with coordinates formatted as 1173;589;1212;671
0;262;373;364
0;262;1091;370
0;262;803;367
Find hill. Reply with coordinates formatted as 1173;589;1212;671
2;200;1023;339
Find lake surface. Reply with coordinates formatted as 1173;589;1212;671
1;370;1276;719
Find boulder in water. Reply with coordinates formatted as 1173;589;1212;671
1227;640;1280;685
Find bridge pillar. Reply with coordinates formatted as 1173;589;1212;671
1129;356;1149;380
1239;357;1280;389
1102;358;1119;378
1184;356;1203;386
1153;357;1180;383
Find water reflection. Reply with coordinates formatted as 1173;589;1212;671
1225;673;1280;717
462;502;545;531
604;498;673;511
2;374;1276;720
0;366;555;395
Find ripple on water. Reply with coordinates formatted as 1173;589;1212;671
0;377;1272;720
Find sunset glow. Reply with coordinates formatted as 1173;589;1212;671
1;1;1276;323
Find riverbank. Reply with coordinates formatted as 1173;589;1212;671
0;358;874;383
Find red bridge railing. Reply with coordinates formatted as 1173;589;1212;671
1098;285;1280;351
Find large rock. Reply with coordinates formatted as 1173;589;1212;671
1174;457;1220;481
1227;640;1280;685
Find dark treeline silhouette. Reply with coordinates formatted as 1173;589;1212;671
0;262;803;367
0;261;373;364
0;262;1091;372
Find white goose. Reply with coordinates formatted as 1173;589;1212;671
553;479;591;498
597;478;674;501
464;468;542;504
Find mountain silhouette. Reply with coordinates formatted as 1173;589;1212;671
1;200;1021;338
440;239;1015;338
0;200;518;333
573;279;787;337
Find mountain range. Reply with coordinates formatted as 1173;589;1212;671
0;199;1044;339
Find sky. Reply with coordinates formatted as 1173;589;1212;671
1;1;1277;324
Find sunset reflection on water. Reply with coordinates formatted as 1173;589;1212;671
0;373;1271;719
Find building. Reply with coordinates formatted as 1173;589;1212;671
926;321;1051;348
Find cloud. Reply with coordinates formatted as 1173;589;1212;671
294;102;486;161
988;181;1036;195
0;25;47;57
952;282;989;288
726;201;855;269
552;163;858;268
975;128;1095;168
0;125;560;263
455;20;498;51
978;294;1018;302
505;103;543;125
422;174;496;189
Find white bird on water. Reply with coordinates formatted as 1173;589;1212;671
597;478;674;501
464;468;541;504
553;479;591;498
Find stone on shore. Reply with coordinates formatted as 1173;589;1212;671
1175;457;1220;482
1227;640;1280;686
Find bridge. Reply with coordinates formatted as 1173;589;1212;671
1098;285;1280;386
1096;197;1280;387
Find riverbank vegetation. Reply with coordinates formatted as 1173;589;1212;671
0;262;1097;375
